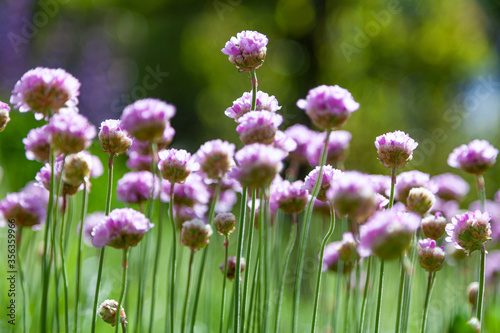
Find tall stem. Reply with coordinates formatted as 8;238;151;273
91;154;114;333
181;250;195;333
395;258;406;333
292;129;331;333
189;179;221;333
259;189;269;331
59;199;69;333
149;200;164;333
168;181;177;332
359;256;373;333
247;255;260;330
476;174;486;212
477;248;486;322
115;248;130;333
375;260;385;333
241;189;256;330
17;227;27;333
219;236;229;333
389;167;396;209
344;275;352;332
275;220;297;332
74;182;88;332
311;207;336;333
420;272;435;333
250;70;258;111
234;187;248;333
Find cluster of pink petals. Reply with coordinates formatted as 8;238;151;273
99;119;133;156
116;171;160;204
158;148;198;184
302;165;342;202
0;101;10;131
194;139;235;180
225;90;281;120
48;109;96;156
447;139;498;175
284;124;315;165
430;173;470;201
23;125;51;162
221;30;268;72
445;210;492;254
270;179;309;214
236;111;283;145
307;130;352;167
0;182;49;228
375;130;418;169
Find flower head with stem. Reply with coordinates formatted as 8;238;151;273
116;171;160;205
23;125;51;162
375;131;418;170
48;109;96;156
445;210;491;255
225;90;281;121
302;165;342;202
98;299;127;327
236;110;283;145
99;119;133;156
221;30;268;72
194;139;235;180
418;239;446;272
158;148;198;184
270;179;309;215
447;140;498;175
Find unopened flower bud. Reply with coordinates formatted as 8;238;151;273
181;219;213;252
418;239;446;272
467;282;479;307
98;299;127;326
421;213;447;240
407;187;436;215
214;212;236;237
64;152;92;186
0;101;11;132
99;119;133;156
220;256;246;281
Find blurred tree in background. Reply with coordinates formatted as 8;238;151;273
0;0;499;211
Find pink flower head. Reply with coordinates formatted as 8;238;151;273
302;165;342;202
10;67;80;120
0;101;10;131
375;131;418;169
48;110;96;156
430;173;470;201
0;184;48;228
284;124;315;165
446;210;491;254
270;180;309;215
214;212;236;237
229;143;286;189
236;111;283;145
359;210;420;260
157;123;176;150
221;256;246;281
221;30;268;72
447;139;498;175
120;98;176;142
327;171;378;223
92;208;153;248
418;238;446;272
161;173;210;209
158;148;198;184
225;90;281;121
421;212;448;240
297;85;360;130
322;232;359;273
99;119;133;156
395;170;434;203
307;130;352;167
194;139;235;180
36;156;83;196
23;125;51;162
469;200;500;244
99;299;127;327
63;151;93;187
116;171;159;204
273;130;297;153
80;212;106;247
180;219;213;251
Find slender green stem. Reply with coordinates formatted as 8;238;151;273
375;260;385;333
292;129;331;333
168;182;177;332
311;208;336;333
258;189;270;332
17;227;27;333
41;148;55;333
247;249;261;330
395;258;406;333
389;167;396;209
359;257;373;333
181;250;195;333
92;154;114;333
74;182;88;332
234;187;248;333
344;275;352;332
402;231;419;333
241;189;256;330
353;261;361;333
115;248;130;333
421;272;436;333
275;220;297;332
59;199;69;333
227;283;235;333
250;70;257;111
219;236;229;333
477;174;486;212
477;248;486;322
251;259;262;333
149;201;164;333
189;179;221;333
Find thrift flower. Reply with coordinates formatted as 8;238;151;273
445;210;491;254
421;213;448;240
418;238;446;272
406;187;436;215
395;170;434;203
116;171;159;204
221;30;268;72
63;152;93;187
225;90;281;121
236;111;283;145
302;165;342;202
194;139;235;180
48;110;96;155
181;219;213;251
297;85;360;131
158;148;198;184
98;299;127;326
0;186;48;228
430;173;470;201
448;140;498;175
273;130;297;153
214;212;236;237
374;131;418;169
220;256;246;281
80;212;106;247
23;125;51;162
0;101;10;131
99;119;133;156
270;180;309;215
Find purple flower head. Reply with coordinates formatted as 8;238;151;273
448;140;498;175
221;256;246;281
406;187;436;215
327;171;378;223
116;171;160;204
0;101;11;131
158;148;198;184
273;130;297;153
322;233;359;273
99;299;127;326
79;212;106;247
302;165;342;202
180;219;213;251
63;151;93;187
337;232;361;263
214;212;236;237
359;210;420;260
157;123;176;150
374;131;418;169
221;30;268;72
430;173;470;201
418;238;446;272
236;111;283;145
92;208;153;248
126;151;153;172
395;170;434;203
229;143;286;189
36;156;83;196
485;250;500;285
194;139;235;180
307;130;352;167
120;98;176;142
369;175;391;196
284;124;315;165
445;210;492;254
297;85;360;131
99;119;133;156
10;67;80;120
421;212;448;240
0;184;48;228
469;200;500;244
225;90;281;121
23;125;51;162
270;180;309;215
48;109;96;156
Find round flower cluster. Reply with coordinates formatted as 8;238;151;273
225;90;281;121
221;30;268;72
99;119;133;156
236;111;283;145
445;210;491;254
194;139;235;180
270;179;309;215
418;238;446;272
302;165;342;202
181;219;213;252
0;101;11;132
375;131;418;169
158;148;198;184
448;139;498;175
